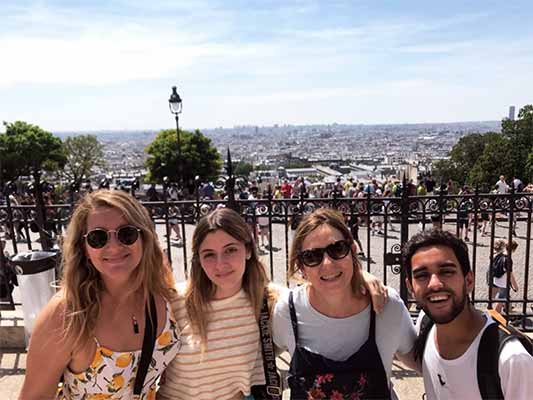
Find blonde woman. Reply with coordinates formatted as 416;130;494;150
158;208;386;400
20;190;181;399
273;208;418;400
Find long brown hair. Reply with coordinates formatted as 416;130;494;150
185;207;268;349
288;208;364;294
61;189;175;349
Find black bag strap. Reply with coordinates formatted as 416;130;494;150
258;289;282;400
133;294;157;398
414;314;433;362
478;312;533;400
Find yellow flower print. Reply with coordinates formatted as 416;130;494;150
157;331;172;347
112;373;125;390
87;394;113;400
100;347;113;358
115;353;132;368
90;350;103;370
147;386;156;400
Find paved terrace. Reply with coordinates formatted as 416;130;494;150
2;218;532;399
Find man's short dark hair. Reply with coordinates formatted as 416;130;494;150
402;229;471;280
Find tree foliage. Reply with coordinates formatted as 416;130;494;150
61;134;106;189
0;121;66;182
145;128;222;186
501;104;533;181
233;161;254;177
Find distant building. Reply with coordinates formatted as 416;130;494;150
509;105;516;121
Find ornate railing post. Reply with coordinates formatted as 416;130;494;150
399;174;410;303
225;147;238;212
162;177;172;267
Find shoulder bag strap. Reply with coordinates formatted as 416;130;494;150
258;289;282;400
133;294;158;399
477;322;504;400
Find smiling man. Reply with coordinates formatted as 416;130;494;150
402;229;533;400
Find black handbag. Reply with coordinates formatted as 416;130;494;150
251;289;282;400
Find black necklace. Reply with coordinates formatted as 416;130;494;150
132;314;140;334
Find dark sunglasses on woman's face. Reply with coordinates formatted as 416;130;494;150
84;225;141;249
297;239;352;267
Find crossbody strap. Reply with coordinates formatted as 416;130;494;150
258;289;282;400
133;295;157;399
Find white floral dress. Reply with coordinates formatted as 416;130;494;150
60;303;180;400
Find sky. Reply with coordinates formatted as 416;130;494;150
1;0;533;132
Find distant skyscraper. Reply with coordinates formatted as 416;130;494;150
509;105;515;120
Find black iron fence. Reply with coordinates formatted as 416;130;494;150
1;185;532;330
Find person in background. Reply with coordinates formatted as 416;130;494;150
491;239;519;313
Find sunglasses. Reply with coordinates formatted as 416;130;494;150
84;225;141;249
297;239;352;267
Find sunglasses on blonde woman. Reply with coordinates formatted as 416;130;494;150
84;225;141;249
297;239;352;267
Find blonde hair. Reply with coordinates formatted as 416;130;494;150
61;189;175;349
185;208;268;350
288;208;363;294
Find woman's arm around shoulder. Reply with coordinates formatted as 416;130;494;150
270;285;291;351
19;293;74;400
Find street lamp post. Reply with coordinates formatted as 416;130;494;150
168;86;183;188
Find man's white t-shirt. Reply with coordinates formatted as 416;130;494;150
496;179;509;194
416;311;533;400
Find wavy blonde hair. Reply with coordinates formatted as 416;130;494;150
288;208;364;294
60;189;175;350
185;208;269;350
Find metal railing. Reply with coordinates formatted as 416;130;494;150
1;183;532;330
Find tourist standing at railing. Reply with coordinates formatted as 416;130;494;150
490;239;519;314
496;175;509;194
404;229;533;400
20;190;181;399
273;208;417;400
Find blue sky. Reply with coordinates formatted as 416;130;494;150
1;0;533;132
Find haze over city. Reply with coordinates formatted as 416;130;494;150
2;0;533;132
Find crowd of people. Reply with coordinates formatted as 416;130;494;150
11;188;532;399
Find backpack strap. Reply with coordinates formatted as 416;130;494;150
414;314;434;362
477;310;533;399
477;322;504;400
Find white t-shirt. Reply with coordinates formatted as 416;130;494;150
415;311;533;400
272;285;416;398
496;180;509;194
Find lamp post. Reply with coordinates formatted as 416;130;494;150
168;86;183;188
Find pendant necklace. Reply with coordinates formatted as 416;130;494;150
132;315;140;334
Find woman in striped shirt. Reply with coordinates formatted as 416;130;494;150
158;207;275;400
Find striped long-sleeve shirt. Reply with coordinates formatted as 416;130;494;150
157;289;265;400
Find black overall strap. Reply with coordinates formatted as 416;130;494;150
258;289;282;399
288;291;299;344
368;305;376;340
133;295;157;399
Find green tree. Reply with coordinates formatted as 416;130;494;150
501;104;533;180
145;128;222;186
0;121;66;180
525;147;533;183
468;134;513;187
233;161;254;177
61;134;106;189
432;132;505;186
0;121;67;248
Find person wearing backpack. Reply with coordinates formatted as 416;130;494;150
402;229;533;400
490;240;519;313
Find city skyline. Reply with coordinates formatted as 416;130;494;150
1;1;533;131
